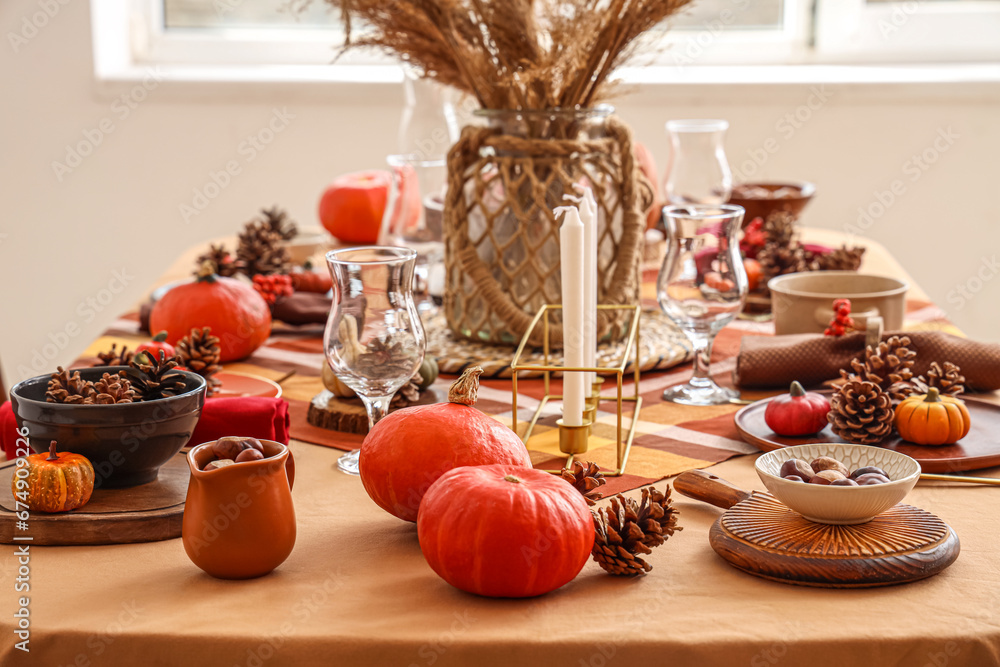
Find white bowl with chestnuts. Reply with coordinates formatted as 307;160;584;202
755;444;921;525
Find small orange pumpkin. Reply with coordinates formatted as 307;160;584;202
895;388;971;445
13;441;95;513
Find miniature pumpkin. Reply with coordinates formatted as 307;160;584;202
135;330;176;364
12;441;95;513
764;381;831;436
359;367;531;522
321;363;356;399
417;464;594;598
290;267;333;294
417;356;439;390
895;387;971;445
149;262;271;362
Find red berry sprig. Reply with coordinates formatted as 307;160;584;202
252;274;294;306
824;298;855;336
739;218;766;259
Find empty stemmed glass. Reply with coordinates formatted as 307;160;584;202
324;246;426;475
657;205;748;405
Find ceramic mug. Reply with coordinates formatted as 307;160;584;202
768;271;908;336
183;439;296;579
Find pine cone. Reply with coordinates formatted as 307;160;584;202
912;361;965;397
828;380;895;445
811;245;865;271
237;220;292;277
757;211;808;284
260;206;298;241
92;371;135;404
130;350;187;400
390;372;423;409
354;338;420;380
45;367;97;404
841;335;916;402
196;243;243;278
592;486;682;576
176;327;223;396
94;343;133;367
560;461;607;506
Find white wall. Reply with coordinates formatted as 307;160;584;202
2;0;999;387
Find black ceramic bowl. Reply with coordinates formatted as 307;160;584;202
10;366;206;488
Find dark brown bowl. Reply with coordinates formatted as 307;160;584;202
728;181;815;228
10;367;206;488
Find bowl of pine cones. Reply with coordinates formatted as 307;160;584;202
10;359;207;489
755;443;920;525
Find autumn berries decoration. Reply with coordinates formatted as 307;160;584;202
824;298;855;336
252;274;294;305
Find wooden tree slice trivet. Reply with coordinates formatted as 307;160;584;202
308;387;444;435
675;470;960;588
0;451;189;546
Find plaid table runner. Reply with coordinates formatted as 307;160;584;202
80;274;958;497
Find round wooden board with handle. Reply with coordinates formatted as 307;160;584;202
734;391;1000;473
0;451;188;546
675;470;960;588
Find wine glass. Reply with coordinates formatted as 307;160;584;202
663;119;732;206
657;205;748;406
379;154;447;312
324;246;426;475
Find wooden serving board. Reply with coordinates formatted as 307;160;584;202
735;391;1000;473
0;451;188;546
674;470;960;588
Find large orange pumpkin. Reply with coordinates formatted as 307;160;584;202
418;464;595;598
150;263;271;362
359;367;531;522
13;441;95;513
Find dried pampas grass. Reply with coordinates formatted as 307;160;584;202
325;0;692;110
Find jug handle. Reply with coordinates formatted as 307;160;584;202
284;448;296;491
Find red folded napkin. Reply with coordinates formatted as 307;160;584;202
0;397;290;461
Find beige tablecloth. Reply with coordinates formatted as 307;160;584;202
4;233;1000;666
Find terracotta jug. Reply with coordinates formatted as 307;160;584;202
183;439;296;579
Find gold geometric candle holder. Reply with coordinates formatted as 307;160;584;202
510;304;642;476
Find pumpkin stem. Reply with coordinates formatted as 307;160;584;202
924;387;942;403
196;260;218;283
503;475;522;484
448;366;484;406
46;441;59;461
789;381;806;397
152;331;169;342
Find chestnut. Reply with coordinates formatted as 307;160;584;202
779;458;815;481
831;478;860;487
240;438;264;452
235;448;265;463
783;475;806;483
810;456;850;478
851;466;889;481
213;437;245;461
809;469;847;485
855;473;891;486
205;459;236;471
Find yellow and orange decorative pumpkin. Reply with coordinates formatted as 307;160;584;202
13;441;95;512
895;388;971;446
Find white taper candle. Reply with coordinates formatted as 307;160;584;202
576;185;599;390
557;205;586;427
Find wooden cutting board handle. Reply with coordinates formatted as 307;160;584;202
674;470;753;510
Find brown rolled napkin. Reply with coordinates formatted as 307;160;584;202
734;331;1000;391
271;292;333;325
